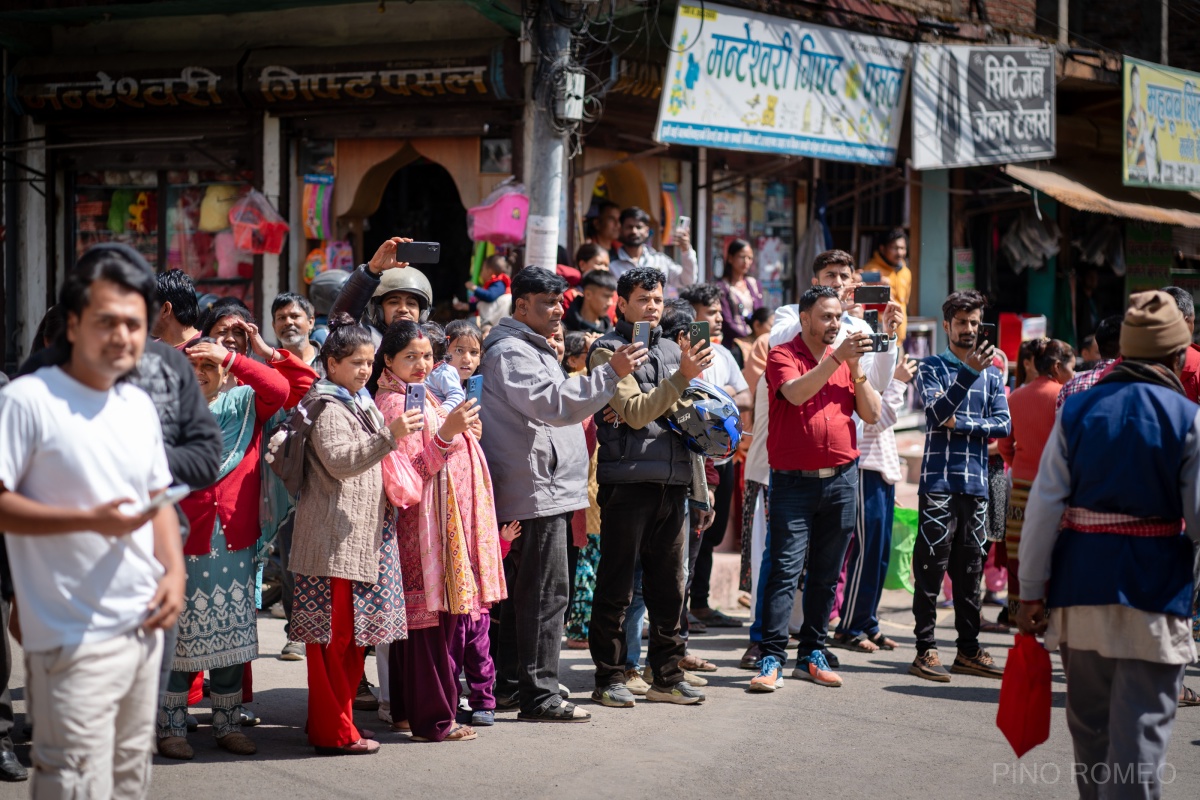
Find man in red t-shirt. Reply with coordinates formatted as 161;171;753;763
748;286;882;693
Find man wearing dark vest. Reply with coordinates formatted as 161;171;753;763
587;266;713;708
1018;290;1200;800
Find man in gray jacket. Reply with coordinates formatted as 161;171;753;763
480;266;644;722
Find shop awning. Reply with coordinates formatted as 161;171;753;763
1003;162;1200;229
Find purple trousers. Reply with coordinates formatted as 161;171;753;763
389;614;457;741
448;610;496;711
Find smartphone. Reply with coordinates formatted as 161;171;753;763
675;215;691;235
853;285;891;305
979;323;997;346
863;309;879;332
866;333;891;353
393;241;442;264
137;484;191;516
861;270;882;283
633;321;651;349
465;375;483;406
689;320;710;351
405;383;427;413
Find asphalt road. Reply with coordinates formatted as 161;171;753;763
3;590;1198;800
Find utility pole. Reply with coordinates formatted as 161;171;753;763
523;1;578;271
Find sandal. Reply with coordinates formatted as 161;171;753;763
565;638;590;650
314;737;380;756
412;724;477;742
1180;685;1200;707
517;699;592;723
680;654;718;673
390;720;412;733
868;632;898;650
829;633;879;653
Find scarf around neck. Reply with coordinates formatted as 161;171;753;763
313;377;386;431
1097;359;1187;396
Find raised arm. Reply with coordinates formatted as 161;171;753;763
487;346;619;427
955;371;1011;439
229;354;290;420
269;348;319;409
590;347;688;430
919;361;974;428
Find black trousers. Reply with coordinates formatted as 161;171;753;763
0;596;14;754
495;513;571;715
690;460;735;609
912;492;987;656
589;483;688;689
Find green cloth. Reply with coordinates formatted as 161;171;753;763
885;507;918;593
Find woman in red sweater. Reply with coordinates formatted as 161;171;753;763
997;339;1075;622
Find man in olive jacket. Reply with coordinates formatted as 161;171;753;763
479;266;643;722
587;266;713;709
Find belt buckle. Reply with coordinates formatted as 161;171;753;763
818;467;835;478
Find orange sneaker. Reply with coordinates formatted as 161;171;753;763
791;650;843;687
748;655;784;693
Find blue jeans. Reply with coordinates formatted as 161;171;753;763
623;561;645;670
760;466;858;665
835;468;895;638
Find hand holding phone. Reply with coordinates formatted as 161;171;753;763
978;323;997;346
392;241;442;265
689;320;711;351
633;321;652;349
465;375;483;406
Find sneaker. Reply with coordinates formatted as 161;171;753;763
748;655;784;692
792;649;843;687
623;668;650;696
280;641;306;661
471;709;495;727
909;650;951;682
951;648;1004;679
739;642;762;671
377;701;393;725
645;681;705;705
641;665;708;688
591;684;636;708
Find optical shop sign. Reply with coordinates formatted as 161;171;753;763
654;3;911;166
1123;57;1200;191
911;46;1055;170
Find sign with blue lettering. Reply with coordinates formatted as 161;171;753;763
1123;56;1200;191
654;3;911;166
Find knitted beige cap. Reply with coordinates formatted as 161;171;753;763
1120;290;1192;359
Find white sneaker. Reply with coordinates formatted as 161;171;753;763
377;701;393;724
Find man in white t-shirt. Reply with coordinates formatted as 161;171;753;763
679;283;752;628
0;244;184;800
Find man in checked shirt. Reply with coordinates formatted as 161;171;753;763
910;290;1011;683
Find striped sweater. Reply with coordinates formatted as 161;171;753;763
916;350;1011;497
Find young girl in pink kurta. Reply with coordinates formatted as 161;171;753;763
374;321;507;742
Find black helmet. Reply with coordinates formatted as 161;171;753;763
308;269;351;317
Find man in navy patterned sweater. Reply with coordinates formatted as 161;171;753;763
910;290;1011;683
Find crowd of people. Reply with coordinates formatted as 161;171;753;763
0;215;1195;800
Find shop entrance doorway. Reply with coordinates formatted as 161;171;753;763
365;157;470;317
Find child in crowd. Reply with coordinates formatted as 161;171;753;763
465;255;512;330
422;321;468;411
444;319;484;386
562;330;601;650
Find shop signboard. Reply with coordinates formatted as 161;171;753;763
911;45;1055;170
654;2;911;166
1123;57;1200;191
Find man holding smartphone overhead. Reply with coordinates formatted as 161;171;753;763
587;267;715;709
909;290;1011;683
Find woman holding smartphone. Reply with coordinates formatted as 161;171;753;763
717;239;764;344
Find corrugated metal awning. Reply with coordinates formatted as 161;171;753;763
1004;163;1200;229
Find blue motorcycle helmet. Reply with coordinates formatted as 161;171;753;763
667;379;743;459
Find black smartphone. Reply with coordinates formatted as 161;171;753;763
978;323;997;346
863;309;879;332
465;375;483;406
393;241;442;264
689;320;710;350
405;383;427;412
866;333;891;352
633;321;651;349
854;285;891;305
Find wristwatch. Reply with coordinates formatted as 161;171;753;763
853;373;868;385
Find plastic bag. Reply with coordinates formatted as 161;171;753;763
885;507;918;592
996;633;1052;757
229;189;289;255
